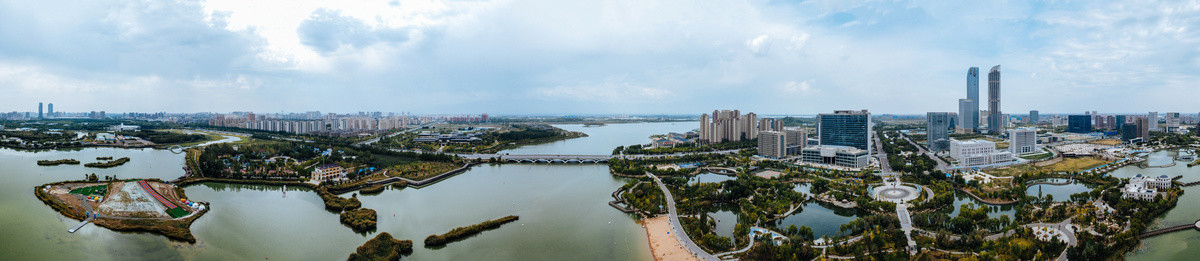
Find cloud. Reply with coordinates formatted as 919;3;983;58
747;34;771;55
297;8;410;54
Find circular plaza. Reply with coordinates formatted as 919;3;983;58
872;183;920;203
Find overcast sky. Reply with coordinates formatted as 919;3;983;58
1;0;1197;115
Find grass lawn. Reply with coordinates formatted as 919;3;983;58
1088;139;1123;146
165;207;190;218
996;142;1010;149
70;185;108;196
387;162;460;180
1020;152;1053;160
987;156;1110;176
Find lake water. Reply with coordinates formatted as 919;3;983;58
691;173;736;185
499;122;696;155
1025;179;1093;202
0;122;704;260
774;202;859;239
947;191;1016;219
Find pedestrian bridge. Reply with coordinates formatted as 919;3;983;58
496;155;611;164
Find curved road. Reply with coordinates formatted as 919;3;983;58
647;173;719;261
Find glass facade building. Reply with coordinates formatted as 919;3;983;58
927;112;952;151
1068;115;1093;133
818;110;872;153
964;67;980;132
988;65;1002;133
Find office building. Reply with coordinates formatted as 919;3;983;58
1068;115;1092;133
964;67;980;132
1136;117;1151;141
957;99;977;133
1116;115;1127;129
1149;112;1159;131
1122;123;1139;142
1009;128;1037;154
927;112;952;151
987;65;1002;133
47;103;54;118
1166;112;1181;132
1029;110;1039;124
818;110;872;153
950;139;1013;167
757;131;786;158
800;145;871;169
37;102;43;119
699;110;758;143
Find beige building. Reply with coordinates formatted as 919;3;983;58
312;164;346;183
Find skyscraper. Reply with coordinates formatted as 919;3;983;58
818;110;872;153
1029;110;1039;124
1068;115;1092;133
1149;112;1159;131
38;102;43;119
957;99;976;133
964;67;980;132
47;103;53;118
987;65;1002;133
927;112;951;151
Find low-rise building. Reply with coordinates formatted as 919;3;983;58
312;164;346;183
1123;174;1172;201
949;139;1013;167
800;145;871;169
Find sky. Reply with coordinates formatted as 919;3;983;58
1;0;1198;115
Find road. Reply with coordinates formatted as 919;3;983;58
898;132;951;174
355;123;434;147
647;172;719;261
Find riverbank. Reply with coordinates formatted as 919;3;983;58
641;216;698;261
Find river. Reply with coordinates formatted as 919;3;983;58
1121;150;1200;260
0;122;702;260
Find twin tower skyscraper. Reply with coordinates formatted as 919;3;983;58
958;66;1001;134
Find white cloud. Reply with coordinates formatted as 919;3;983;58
746;34;771;55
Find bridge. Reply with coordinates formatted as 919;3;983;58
1180;180;1200;187
700;167;737;175
1138;219;1200;239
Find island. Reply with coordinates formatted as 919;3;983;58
84;157;131;168
34;179;208;242
348;232;413;261
37;159;80;166
424;215;519;247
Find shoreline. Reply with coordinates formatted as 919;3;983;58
640;216;699;261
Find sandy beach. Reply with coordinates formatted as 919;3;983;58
641;216;700;261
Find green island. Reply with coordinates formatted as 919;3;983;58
424;215;520;247
340;208;378;233
377;124;585;154
97;156;113;160
37;159;80;166
347;232;413;261
0;119;222;150
84;157;130;168
33;179;208;242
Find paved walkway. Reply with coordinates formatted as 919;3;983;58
647;173;719;261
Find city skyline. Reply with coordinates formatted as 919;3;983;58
2;1;1199;114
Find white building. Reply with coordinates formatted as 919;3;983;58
312;164;346;183
95;133;117;141
1009;128;1038;154
108;123;140;132
800;145;871;169
1123;174;1172;201
757;131;786;159
950;139;1013;167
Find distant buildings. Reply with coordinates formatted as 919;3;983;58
1029;110;1039;124
47;103;54;118
987;65;1003;133
1121;123;1140;142
1067;115;1092;133
818;110;872;153
1166;112;1181;132
38;102;43;119
927;112;952;151
758;118;784;132
1136;117;1151;141
1148;112;1159;131
208;113;418;135
757;131;786;158
800;145;871;169
699;110;758;143
1008;128;1037;154
950;139;1013;167
108;124;140;132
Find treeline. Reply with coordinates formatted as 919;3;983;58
347;232;413;261
618;139;756;155
37;159;80;166
912;203;1010;234
424;215;519;247
119;130;207;144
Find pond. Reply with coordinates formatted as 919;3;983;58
773;202;859;239
691;173;736;185
1025;179;1093;202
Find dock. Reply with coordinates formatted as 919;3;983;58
68;216;94;233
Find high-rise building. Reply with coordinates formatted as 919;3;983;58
1068;115;1092;133
927;112;952;151
1136;117;1151;141
987;65;1002;133
818;110;872;153
957;99;977;133
1166;112;1181;131
1029;110;1039;124
37;102;43;119
757;131;786;159
1009;128;1037;154
47;103;54;118
784;129;807;147
965;67;980;132
1149;112;1159;131
699;110;758;143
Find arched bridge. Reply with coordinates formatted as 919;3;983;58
498;155;611;164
